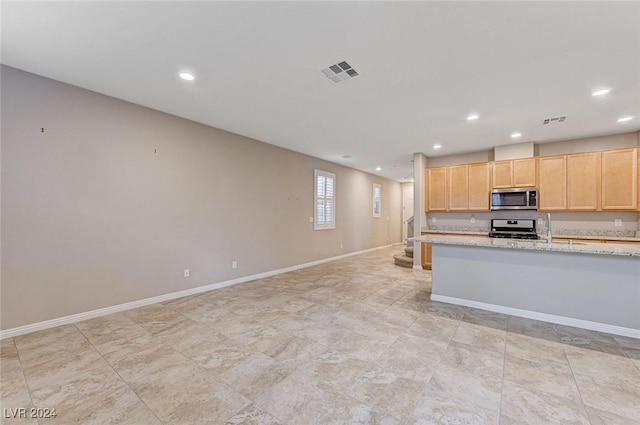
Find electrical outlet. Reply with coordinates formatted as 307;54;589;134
614;219;622;227
431;217;437;223
470;215;475;223
340;244;343;249
232;260;238;269
309;216;314;223
183;268;190;278
537;218;544;226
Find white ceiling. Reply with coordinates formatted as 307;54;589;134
2;1;639;182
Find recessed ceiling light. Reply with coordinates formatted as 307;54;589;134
510;132;522;139
466;114;479;121
591;88;611;97
433;144;442;149
342;155;352;159
375;167;382;171
617;116;633;123
179;72;195;81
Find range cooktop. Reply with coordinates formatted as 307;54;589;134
488;219;538;240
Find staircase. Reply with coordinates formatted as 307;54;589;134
394;216;415;268
393;245;414;268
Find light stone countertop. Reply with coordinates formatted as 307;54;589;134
410;234;640;257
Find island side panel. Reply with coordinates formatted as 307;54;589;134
431;244;640;330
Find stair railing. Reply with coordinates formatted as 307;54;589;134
406;216;414;246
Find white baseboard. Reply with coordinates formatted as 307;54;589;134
431;294;640;339
0;243;398;340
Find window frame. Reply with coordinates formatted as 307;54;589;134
314;169;336;230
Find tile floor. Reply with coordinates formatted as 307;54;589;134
1;245;639;424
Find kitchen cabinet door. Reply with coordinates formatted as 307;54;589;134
448;165;469;211
601;148;638;210
538;155;566;210
513;158;537;187
566;151;600;210
426;167;447;211
468;162;491;210
492;161;513;188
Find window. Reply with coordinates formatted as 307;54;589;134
373;183;381;217
314;169;335;230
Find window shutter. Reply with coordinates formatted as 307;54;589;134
373;183;381;217
314;170;336;230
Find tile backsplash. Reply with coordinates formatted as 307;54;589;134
422;211;640;238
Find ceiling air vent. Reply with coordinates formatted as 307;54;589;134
542;116;567;125
321;60;359;84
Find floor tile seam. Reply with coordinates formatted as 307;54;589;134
125;305;195;330
8;337;39;419
501;362;594;419
582;402;639;424
99;329;213;388
447;336;506;365
562;344;640;380
413;380;500;424
212;375;277;421
496;326;507;424
73;323;167;425
504;329;564;348
560;339;594;424
405;317;461;422
502;353;574;379
621;346;640;373
401;365;436;425
227;403;286;425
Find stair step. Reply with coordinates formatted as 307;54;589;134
393;254;413;268
404;246;414;258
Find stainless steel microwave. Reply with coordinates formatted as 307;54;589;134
490;187;538;210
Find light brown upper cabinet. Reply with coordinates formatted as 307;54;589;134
566;151;601;210
426;167;447;211
468;162;492;210
448;165;469;211
492;158;536;188
492;161;513;188
601;148;638;210
513;158;537;187
538;155;567;210
426;163;491;212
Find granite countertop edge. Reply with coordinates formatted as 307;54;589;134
410;234;640;257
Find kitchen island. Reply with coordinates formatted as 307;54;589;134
411;235;640;338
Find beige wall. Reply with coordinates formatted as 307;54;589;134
426;149;493;167
536;132;639;156
0;66;402;330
